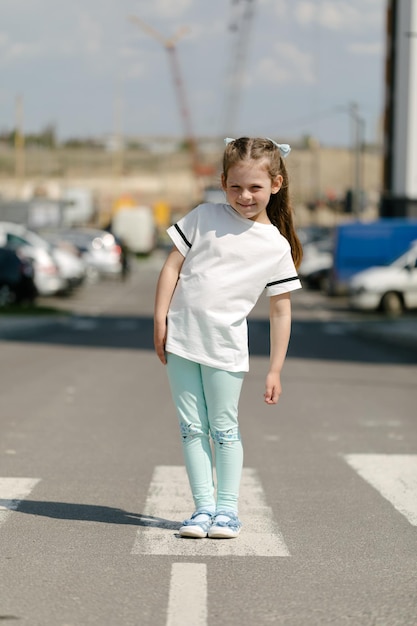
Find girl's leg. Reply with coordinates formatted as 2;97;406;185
166;353;215;511
200;366;245;512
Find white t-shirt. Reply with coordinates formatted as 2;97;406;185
165;202;302;372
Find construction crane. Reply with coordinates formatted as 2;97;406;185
129;16;210;177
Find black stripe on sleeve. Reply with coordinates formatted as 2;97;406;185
266;276;299;287
174;224;192;249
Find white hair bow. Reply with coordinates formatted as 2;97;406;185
224;137;291;159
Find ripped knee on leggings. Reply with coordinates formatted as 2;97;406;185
212;427;241;445
180;422;207;441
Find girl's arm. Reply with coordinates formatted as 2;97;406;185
264;292;292;405
154;247;185;364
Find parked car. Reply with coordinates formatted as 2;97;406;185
298;233;334;291
49;243;86;291
0;222;65;296
349;242;417;315
329;219;417;295
38;227;124;282
35;232;88;290
297;226;332;247
0;222;85;296
0;246;37;306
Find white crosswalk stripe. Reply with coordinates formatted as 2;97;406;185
71;318;98;330
344;454;417;526
166;564;207;626
131;465;290;557
1;455;415;556
0;477;41;528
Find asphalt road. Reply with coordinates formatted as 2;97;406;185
1;254;417;626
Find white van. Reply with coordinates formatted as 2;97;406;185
349;242;417;315
111;207;156;255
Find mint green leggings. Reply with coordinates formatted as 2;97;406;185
166;353;245;512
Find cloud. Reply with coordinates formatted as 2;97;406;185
0;35;45;65
349;42;383;55
0;10;107;66
0;0;385;144
140;0;194;20
257;42;315;85
78;11;104;55
295;0;380;32
186;19;225;41
125;63;147;79
258;0;289;17
119;47;147;79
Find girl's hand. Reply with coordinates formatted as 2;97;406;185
264;371;282;405
154;320;167;364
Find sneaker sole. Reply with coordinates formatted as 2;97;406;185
179;525;208;538
208;527;240;539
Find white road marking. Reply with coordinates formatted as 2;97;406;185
71;318;98;330
166;563;207;626
263;434;279;442
0;478;41;527
345;454;417;526
132;465;290;557
116;320;138;330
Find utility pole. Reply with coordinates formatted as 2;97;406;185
381;0;417;217
112;89;124;180
14;94;25;185
350;102;364;217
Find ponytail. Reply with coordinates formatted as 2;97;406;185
267;166;303;269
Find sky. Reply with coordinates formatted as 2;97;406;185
0;0;387;147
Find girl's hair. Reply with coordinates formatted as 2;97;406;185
222;137;303;269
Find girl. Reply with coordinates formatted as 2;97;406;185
154;137;303;539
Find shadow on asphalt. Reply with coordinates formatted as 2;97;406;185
2;314;417;365
5;499;180;529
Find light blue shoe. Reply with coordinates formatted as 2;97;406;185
208;510;242;539
179;510;213;538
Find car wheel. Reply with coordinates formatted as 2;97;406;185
318;275;330;293
380;291;403;316
85;266;100;284
0;285;14;307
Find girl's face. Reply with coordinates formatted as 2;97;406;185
221;159;282;223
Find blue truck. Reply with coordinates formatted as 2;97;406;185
328;219;417;294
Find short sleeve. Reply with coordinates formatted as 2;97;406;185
166;205;200;257
265;245;302;296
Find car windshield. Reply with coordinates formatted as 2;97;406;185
26;230;52;250
391;245;417;268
